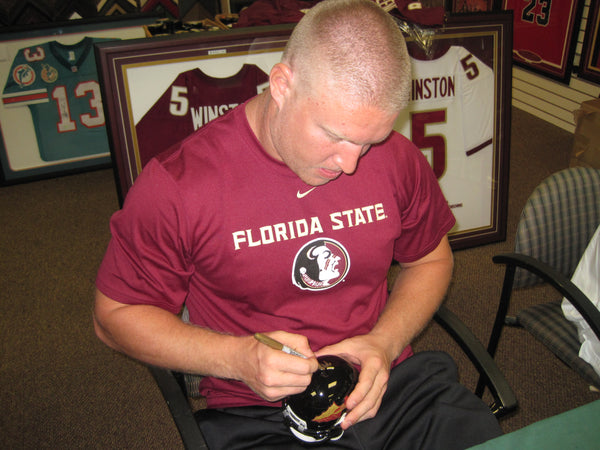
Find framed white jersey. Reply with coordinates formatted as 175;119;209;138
394;13;512;249
395;45;494;234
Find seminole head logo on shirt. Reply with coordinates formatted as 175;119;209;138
292;238;350;291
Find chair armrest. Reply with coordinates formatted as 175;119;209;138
434;305;518;418
148;366;209;450
493;253;600;342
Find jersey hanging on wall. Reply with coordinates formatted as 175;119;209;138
503;0;582;80
394;45;495;233
2;37;115;162
135;64;269;167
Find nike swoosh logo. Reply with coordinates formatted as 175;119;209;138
296;187;316;199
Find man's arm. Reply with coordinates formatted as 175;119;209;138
370;234;454;365
316;235;454;428
93;289;318;401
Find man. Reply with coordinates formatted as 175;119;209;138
94;0;502;448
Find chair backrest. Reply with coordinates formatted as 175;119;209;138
514;166;600;288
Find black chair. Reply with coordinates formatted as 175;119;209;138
477;166;600;398
149;303;517;449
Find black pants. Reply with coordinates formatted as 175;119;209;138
195;352;502;450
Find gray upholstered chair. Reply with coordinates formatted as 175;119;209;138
478;166;600;396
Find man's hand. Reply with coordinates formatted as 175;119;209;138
241;331;320;402
315;334;392;429
313;236;453;429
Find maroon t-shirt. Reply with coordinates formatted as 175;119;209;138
97;102;455;408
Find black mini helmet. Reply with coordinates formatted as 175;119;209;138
282;355;358;443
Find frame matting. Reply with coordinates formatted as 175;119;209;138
96;13;511;250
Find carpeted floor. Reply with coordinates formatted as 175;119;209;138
1;107;598;448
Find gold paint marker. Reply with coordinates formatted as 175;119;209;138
254;333;309;358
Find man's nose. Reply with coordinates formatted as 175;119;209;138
333;143;367;174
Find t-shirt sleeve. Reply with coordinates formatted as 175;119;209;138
96;159;194;314
392;140;455;263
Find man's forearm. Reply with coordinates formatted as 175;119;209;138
93;288;319;402
369;237;454;363
93;288;246;378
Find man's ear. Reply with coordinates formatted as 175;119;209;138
269;63;294;108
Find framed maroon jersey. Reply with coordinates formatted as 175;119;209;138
134;64;269;167
503;0;585;83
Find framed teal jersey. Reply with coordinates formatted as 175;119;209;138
2;37;115;162
0;15;156;185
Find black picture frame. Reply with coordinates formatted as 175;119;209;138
579;0;600;84
95;24;294;203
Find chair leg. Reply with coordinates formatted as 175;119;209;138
475;264;516;397
435;306;517;417
148;366;209;450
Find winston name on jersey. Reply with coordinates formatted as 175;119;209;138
135;64;269;167
394;45;495;233
2;37;115;162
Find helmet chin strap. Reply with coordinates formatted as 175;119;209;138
286;412;346;443
289;426;327;443
288;422;345;443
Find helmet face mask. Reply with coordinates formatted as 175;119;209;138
282;355;358;443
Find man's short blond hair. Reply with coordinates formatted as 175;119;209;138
282;0;411;112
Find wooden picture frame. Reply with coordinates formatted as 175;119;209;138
96;13;511;250
0;15;156;186
502;0;585;83
579;0;600;84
